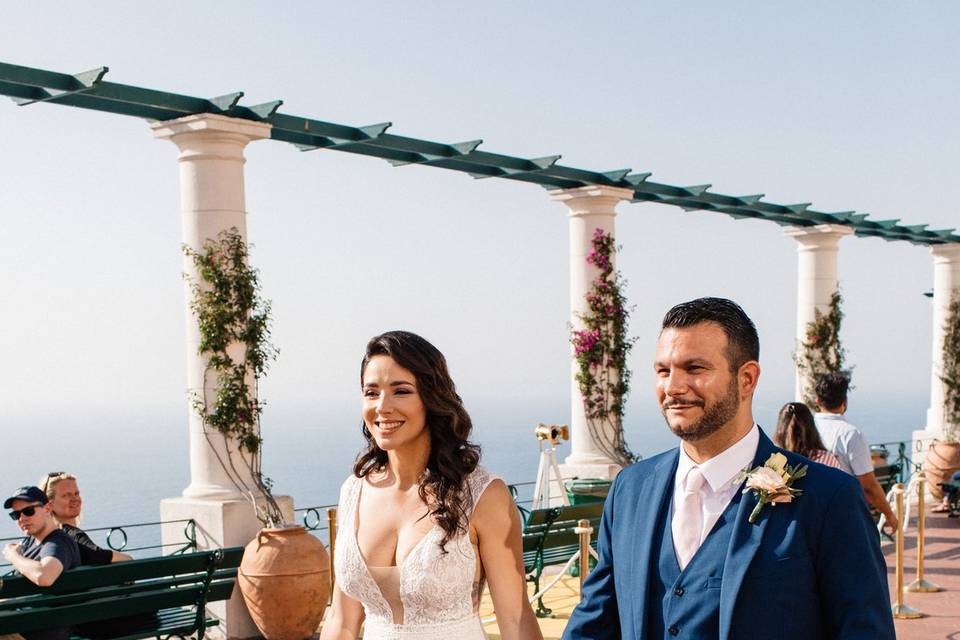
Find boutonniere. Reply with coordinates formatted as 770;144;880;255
738;452;808;523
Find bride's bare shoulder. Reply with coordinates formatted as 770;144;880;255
471;478;517;530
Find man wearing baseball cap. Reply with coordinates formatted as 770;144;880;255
3;486;80;640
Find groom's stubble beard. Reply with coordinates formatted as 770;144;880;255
661;374;741;442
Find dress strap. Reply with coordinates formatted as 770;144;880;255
465;466;498;516
339;474;362;515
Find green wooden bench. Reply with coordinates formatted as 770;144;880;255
873;462;902;495
521;502;604;618
0;547;243;640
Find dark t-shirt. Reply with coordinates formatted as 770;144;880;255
18;529;81;640
19;528;81;570
61;524;113;566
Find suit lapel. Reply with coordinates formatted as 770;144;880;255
718;429;778;640
632;449;679;636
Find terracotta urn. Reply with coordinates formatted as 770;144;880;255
238;524;331;639
923;441;960;500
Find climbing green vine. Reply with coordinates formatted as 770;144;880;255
940;291;960;442
184;227;284;526
795;290;849;407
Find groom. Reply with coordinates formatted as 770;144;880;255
563;298;894;640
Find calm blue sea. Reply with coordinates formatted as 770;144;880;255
3;395;926;554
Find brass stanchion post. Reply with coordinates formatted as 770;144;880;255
891;484;924;619
575;519;593;596
327;507;338;592
907;476;942;593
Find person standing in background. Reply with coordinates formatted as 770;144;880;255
773;402;843;469
813;373;898;532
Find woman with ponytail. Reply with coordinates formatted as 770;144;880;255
773;402;843;469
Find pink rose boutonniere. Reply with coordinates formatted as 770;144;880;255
739;452;808;523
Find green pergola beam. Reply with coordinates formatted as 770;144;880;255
1;60;956;247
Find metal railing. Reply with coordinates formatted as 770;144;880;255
298;478;562;529
1;518;197;571
294;503;338;595
507;481;537;519
295;503;337;543
89;518;198;555
871;440;923;485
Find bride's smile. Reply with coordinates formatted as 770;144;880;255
362;354;429;453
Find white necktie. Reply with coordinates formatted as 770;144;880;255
672;466;705;570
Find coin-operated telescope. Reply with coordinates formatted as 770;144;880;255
534;423;569;445
532;423;571;510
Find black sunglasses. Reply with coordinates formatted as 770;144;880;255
8;504;43;520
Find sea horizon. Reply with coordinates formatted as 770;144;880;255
4;391;928;554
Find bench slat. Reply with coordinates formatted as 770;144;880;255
207;577;238;602
0;574;205;611
0;585;206;634
0;547;242;598
522;503;603;572
873;463;902;486
523;503;604;528
71;607;216;640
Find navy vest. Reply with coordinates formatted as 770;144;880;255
646;481;744;639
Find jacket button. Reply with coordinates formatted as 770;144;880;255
674;586;685;596
668;625;680;636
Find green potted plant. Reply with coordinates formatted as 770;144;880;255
184;228;329;639
925;291;960;499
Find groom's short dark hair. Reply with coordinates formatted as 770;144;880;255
661;297;759;371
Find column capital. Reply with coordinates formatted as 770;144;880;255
549;185;634;217
931;242;960;262
151;113;272;145
784;224;854;247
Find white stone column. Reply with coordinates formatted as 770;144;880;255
784;224;854;402
153;113;271;501
551;185;634;481
922;243;960;440
152;114;293;640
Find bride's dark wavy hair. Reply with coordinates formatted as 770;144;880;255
354;330;481;550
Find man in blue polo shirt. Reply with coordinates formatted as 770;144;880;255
2;486;81;640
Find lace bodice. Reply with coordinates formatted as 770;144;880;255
335;466;496;635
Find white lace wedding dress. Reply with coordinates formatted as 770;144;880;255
335;467;496;640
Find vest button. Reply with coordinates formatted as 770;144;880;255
668;624;680;636
674;586;685;596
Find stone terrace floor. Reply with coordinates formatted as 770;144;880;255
886;505;960;638
478;505;960;639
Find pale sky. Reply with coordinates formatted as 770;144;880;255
2;2;957;455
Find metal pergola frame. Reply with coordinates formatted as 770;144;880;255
1;60;954;246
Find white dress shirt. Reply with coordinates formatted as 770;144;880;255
672;424;760;548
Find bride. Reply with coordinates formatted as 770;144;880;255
320;331;542;640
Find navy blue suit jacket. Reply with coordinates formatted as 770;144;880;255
563;430;895;640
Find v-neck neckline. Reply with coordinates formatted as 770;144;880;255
353;476;439;574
